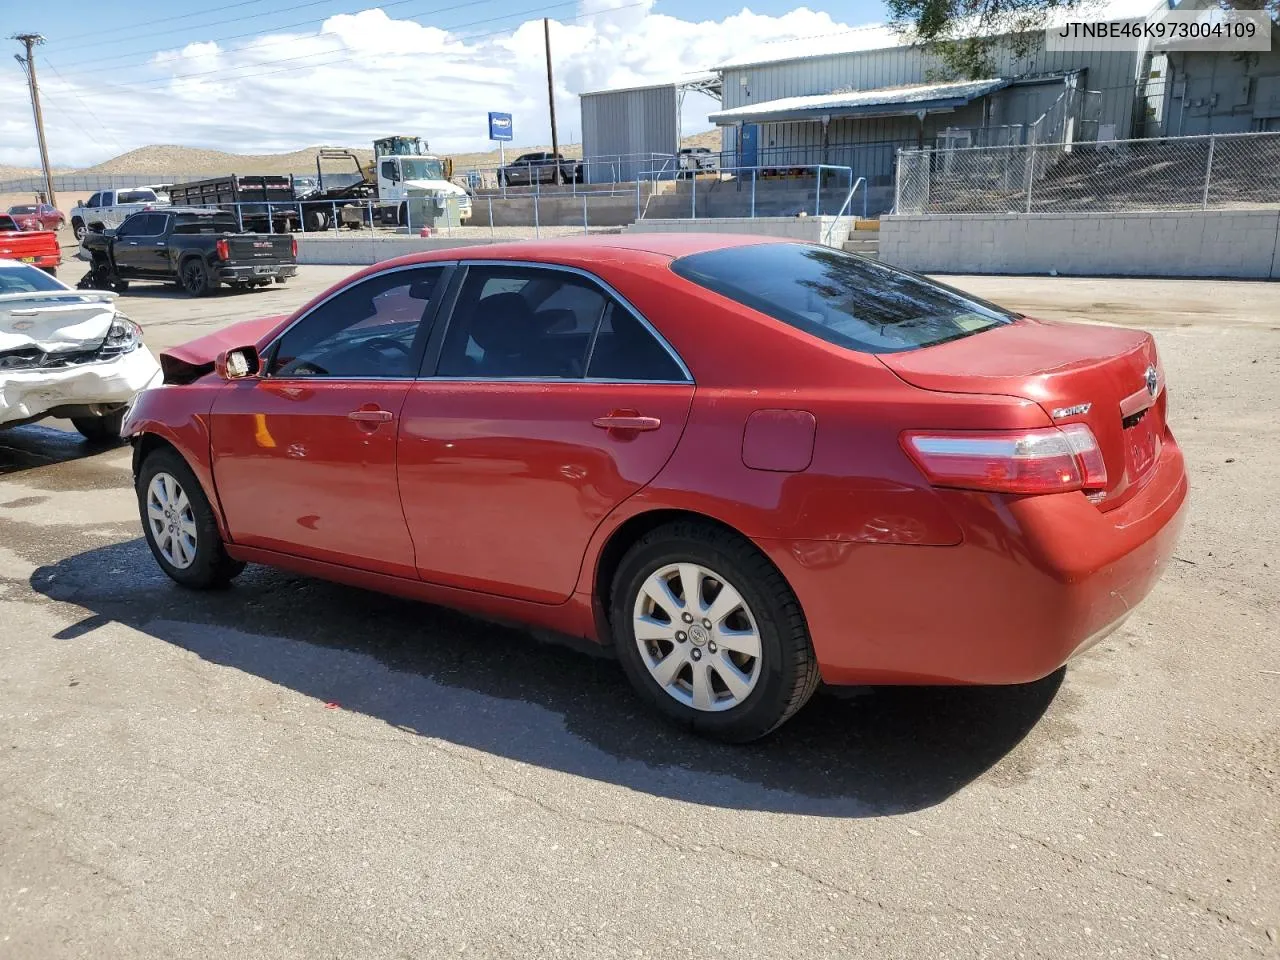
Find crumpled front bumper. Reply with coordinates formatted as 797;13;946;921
0;346;162;428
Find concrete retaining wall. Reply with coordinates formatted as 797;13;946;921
879;210;1280;279
468;194;640;228
627;216;853;247
295;235;497;266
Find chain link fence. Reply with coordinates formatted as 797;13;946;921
895;131;1280;215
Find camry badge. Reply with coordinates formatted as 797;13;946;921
1051;402;1092;419
1145;366;1159;397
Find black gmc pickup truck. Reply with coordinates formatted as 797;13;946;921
79;207;297;297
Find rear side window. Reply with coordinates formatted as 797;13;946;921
671;243;1015;354
173;215;239;234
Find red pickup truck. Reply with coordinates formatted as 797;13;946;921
0;214;61;276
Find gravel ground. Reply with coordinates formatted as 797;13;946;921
0;261;1276;959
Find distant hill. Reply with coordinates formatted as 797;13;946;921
3;129;723;180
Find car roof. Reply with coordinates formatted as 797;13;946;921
381;233;786;271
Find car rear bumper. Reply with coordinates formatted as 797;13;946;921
218;264;297;281
759;430;1189;686
0;346;162;428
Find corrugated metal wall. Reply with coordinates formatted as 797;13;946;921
716;36;1145;181
581;85;679;183
1153;49;1280;137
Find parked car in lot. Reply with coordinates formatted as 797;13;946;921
0;215;61;276
122;235;1188;741
7;203;66;231
70;187;169;241
0;260;160;441
79;208;297;297
497;152;583;186
678;147;719;177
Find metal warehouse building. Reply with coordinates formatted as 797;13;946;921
580;0;1280;198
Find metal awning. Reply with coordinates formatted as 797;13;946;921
708;78;1011;125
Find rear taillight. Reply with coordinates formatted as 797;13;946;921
290;235;298;258
902;425;1107;496
215;238;229;260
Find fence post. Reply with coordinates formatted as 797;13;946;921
691;171;696;219
488;196;495;239
534;193;540;239
1202;134;1216;210
331;201;338;232
582;194;588;235
236;205;244;232
815;168;822;216
635;177;641;221
1024;142;1036;214
751;169;756;218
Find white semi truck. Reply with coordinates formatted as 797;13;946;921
306;135;471;230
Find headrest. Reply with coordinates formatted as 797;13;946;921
470;293;536;353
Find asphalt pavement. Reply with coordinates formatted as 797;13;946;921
1;259;1276;959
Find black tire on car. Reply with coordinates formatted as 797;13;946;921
303;209;327;231
180;257;215;297
72;217;86;242
71;408;126;444
610;521;820;742
137;446;245;590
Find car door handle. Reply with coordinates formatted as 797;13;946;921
126;241;139;246
348;409;394;423
592;414;661;431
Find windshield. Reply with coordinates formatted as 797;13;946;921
399;159;445;181
0;262;68;294
8;205;37;215
671;243;1015;354
117;190;157;204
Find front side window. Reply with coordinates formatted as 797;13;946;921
672;243;1016;354
85;193;101;208
268;267;444;378
436;266;608;378
115;215;144;237
380;160;398;182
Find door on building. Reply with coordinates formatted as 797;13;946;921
740;124;759;170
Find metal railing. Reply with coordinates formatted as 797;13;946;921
895;130;1280;215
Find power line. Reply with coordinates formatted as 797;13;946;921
46;0;623;96
54;0;299;46
41;60;126;152
49;0;477;72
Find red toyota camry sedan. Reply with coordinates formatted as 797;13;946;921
123;235;1188;741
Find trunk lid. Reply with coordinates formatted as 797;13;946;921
880;317;1166;507
0;291;117;354
225;234;294;264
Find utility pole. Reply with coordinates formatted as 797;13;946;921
12;34;56;209
543;18;561;184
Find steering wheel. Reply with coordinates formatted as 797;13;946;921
358;336;412;357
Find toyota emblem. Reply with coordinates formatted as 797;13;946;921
1144;365;1159;397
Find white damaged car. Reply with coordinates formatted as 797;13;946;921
1;259;161;442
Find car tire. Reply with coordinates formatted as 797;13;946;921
72;218;86;242
71;408;126;444
137;447;245;590
303;209;327;231
180;258;215;297
610;521;820;742
273;276;287;284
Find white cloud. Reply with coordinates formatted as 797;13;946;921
0;3;853;170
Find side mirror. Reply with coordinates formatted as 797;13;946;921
215;346;261;380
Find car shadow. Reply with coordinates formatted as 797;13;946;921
0;424;123;476
29;538;1065;818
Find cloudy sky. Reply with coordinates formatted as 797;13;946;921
1;0;882;169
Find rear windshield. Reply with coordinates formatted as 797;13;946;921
117;190;157;203
671;243;1016;354
0;263;66;294
173;215;240;234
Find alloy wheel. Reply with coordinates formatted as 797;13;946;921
632;562;762;712
146;472;198;570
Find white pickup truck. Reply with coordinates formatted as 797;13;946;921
70;187;170;242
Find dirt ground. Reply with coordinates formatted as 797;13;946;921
0;261;1276;959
